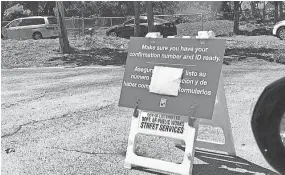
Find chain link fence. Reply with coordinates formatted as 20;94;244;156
65;17;127;36
2;8;279;38
64;14;206;37
1;14;233;37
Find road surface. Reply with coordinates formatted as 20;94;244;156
2;60;285;175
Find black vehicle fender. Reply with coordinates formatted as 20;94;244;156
251;76;285;174
139;25;148;37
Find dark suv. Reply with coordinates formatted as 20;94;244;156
106;16;177;38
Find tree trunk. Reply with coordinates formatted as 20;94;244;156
147;1;154;33
134;1;140;37
263;1;266;20
274;1;279;23
43;2;50;15
233;1;239;34
160;2;164;15
250;1;255;17
280;1;284;19
49;4;55;16
1;1;7;21
239;2;242;12
56;1;71;54
43;1;55;16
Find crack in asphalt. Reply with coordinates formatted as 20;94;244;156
48;147;124;156
1;113;71;139
2;93;47;109
2;79;120;110
1;104;114;139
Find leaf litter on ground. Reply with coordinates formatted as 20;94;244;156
1;33;285;68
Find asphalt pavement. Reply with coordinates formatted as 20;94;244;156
2;60;285;175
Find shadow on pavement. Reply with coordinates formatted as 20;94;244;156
124;148;278;175
192;149;279;175
49;47;127;67
132;167;167;175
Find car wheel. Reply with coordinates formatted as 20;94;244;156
277;27;285;40
109;31;117;37
33;32;43;40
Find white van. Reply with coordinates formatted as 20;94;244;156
2;16;59;40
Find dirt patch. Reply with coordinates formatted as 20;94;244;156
1;36;129;68
177;20;234;37
1;35;285;69
224;36;285;64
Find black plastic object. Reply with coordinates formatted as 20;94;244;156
251;76;285;175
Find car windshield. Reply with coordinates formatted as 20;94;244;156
124;17;169;24
7;19;21;28
124;19;134;25
47;17;57;24
154;18;169;23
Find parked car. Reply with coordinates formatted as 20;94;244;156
106;16;177;38
1;16;58;40
251;76;285;175
273;20;285;40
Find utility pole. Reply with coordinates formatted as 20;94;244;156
147;1;154;33
134;1;140;37
56;1;71;54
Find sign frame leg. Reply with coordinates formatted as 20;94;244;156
174;73;236;156
124;112;140;169
196;73;236;155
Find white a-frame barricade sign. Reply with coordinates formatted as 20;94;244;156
119;33;235;175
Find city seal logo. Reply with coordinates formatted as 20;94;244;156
160;98;167;108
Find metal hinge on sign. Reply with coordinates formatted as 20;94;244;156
189;104;198;126
133;99;140;118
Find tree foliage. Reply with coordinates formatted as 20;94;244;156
2;1;181;20
4;1;281;23
2;1;56;21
